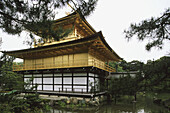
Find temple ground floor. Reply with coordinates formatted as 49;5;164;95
16;67;109;98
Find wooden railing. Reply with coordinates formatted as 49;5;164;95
13;58;115;72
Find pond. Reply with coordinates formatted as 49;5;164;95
49;94;169;113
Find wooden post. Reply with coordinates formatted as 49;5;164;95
94;74;96;95
42;71;43;90
62;71;63;91
72;72;74;92
32;73;33;86
53;72;54;91
87;72;89;93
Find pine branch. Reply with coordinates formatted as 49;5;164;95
0;11;29;24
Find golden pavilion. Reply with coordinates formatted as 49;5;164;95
2;12;121;97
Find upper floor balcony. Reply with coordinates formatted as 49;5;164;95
13;58;115;72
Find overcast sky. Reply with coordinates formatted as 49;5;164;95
0;0;170;62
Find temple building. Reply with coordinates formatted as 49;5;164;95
2;12;121;98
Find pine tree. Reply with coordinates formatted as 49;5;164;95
124;8;170;51
0;0;98;43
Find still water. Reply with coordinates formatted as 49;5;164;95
50;96;169;113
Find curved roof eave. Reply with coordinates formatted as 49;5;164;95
97;31;122;61
2;31;122;61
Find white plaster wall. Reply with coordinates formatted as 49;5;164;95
74;77;86;84
54;78;62;84
54;85;62;91
33;78;42;84
43;85;53;90
89;73;94;77
43;78;53;84
63;77;72;84
63;86;72;91
73;86;86;92
24;78;31;83
37;85;42;90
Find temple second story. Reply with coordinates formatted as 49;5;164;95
2;12;121;73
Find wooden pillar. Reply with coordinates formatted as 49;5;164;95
42;71;43;90
62;71;63;91
99;74;102;92
87;72;89;93
72;72;74;92
53;71;54;91
94;73;96;94
32;73;33;86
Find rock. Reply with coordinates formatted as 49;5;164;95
85;98;90;103
72;98;78;104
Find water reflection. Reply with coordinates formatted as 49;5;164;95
50;96;169;113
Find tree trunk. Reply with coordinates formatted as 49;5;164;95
134;93;137;101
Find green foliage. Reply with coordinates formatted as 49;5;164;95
0;0;98;43
58;100;66;108
0;94;50;113
0;54;15;71
0;71;24;91
0;53;50;112
108;56;170;102
0;54;24;91
119;60;144;72
143;56;170;91
109;75;141;100
24;94;51;112
108;60;145;102
124;8;170;51
24;22;74;46
108;61;124;72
